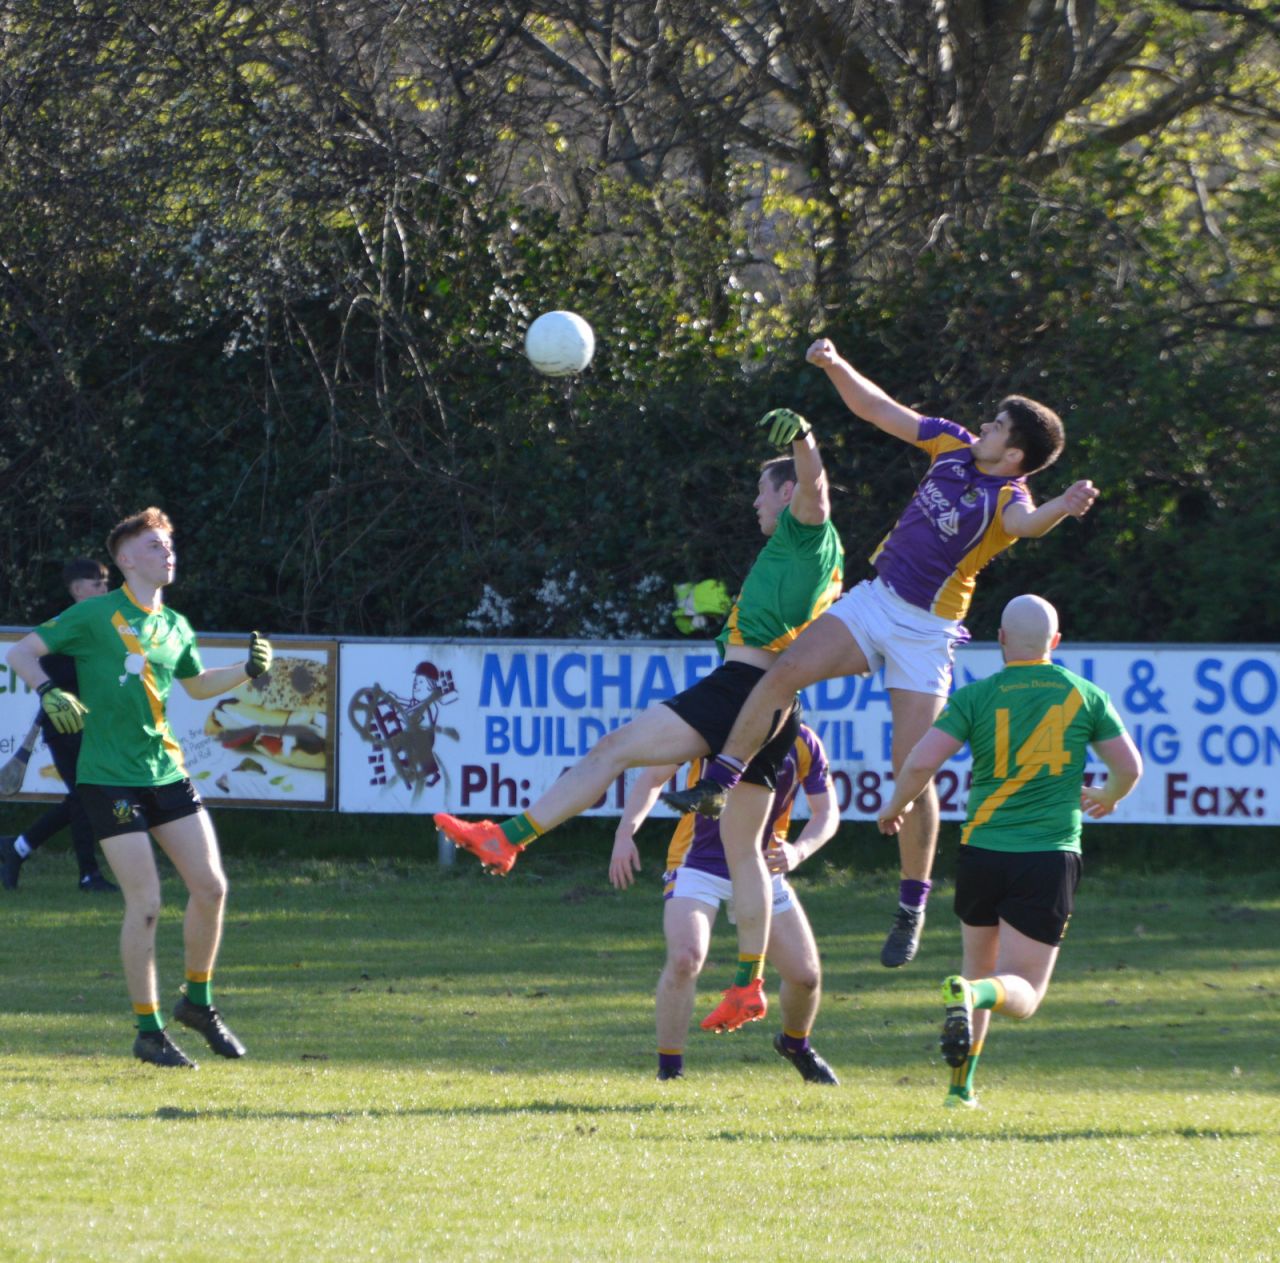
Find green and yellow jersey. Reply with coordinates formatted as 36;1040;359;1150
934;660;1126;853
37;586;203;787
717;507;844;655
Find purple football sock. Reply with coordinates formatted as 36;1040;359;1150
899;878;932;910
705;753;746;791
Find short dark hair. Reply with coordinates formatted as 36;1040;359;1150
760;456;796;491
62;557;108;587
106;507;173;561
1000;396;1064;476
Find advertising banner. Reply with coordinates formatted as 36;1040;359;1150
338;640;1279;826
0;633;336;809
5;629;1274;826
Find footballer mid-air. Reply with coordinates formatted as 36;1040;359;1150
664;338;1099;984
436;403;844;1035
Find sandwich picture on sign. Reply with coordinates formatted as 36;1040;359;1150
205;655;329;772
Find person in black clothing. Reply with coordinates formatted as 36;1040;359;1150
0;559;118;892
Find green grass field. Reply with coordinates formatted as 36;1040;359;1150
0;847;1276;1262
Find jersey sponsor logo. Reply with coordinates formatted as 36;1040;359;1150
916;477;962;537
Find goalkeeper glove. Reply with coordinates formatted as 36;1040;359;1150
246;630;273;680
759;408;812;448
37;682;89;735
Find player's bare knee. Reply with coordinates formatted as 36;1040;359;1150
785;966;820;993
126;891;163;924
1020;991;1047;1019
585;726;632;776
189;872;229;906
666;946;703;981
765;656;810;702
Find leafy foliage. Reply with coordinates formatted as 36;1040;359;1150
0;1;1275;640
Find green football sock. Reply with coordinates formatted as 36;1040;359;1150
134;1005;164;1033
734;954;765;987
184;974;213;1007
970;977;1004;1010
948;1045;983;1098
500;814;543;847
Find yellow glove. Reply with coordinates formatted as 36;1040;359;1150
38;682;89;735
246;630;273;680
759;408;812;448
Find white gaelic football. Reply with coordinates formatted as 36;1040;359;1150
524;310;595;376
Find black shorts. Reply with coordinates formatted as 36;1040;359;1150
662;661;799;791
953;846;1083;947
79;780;205;841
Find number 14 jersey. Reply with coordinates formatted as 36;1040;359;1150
934;661;1126;853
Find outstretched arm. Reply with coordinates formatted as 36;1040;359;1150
178;631;274;700
1003;480;1099;538
877;728;964;834
757;408;830;526
787;431;831;526
179;664;253;699
806;338;923;443
609;763;679;889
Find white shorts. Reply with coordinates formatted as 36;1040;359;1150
826;577;964;696
662;865;796;923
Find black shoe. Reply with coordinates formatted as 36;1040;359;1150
80;872;120;894
0;836;23;890
657;1066;684;1081
133;1029;198;1069
660;777;726;819
940;976;975;1069
880;904;925;968
773;1032;839;1085
173;994;247;1058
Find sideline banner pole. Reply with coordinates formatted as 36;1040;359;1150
438;828;456;868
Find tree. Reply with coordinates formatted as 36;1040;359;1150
0;1;1274;640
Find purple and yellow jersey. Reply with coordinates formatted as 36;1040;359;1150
871;417;1032;622
37;586;203;787
934;661;1126;854
664;726;831;881
717;506;844;655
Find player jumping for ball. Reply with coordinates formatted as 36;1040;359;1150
877;595;1141;1108
664;339;1099;992
435;408;843;1035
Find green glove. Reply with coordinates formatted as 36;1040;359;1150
37;682;89;735
246;630;273;680
759;408;812;448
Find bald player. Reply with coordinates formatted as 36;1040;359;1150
877;594;1142;1108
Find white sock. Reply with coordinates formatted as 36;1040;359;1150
14;836;32;858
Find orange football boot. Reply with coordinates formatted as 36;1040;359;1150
432;813;522;876
700;978;767;1033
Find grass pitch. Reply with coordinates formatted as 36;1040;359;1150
0;848;1276;1262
